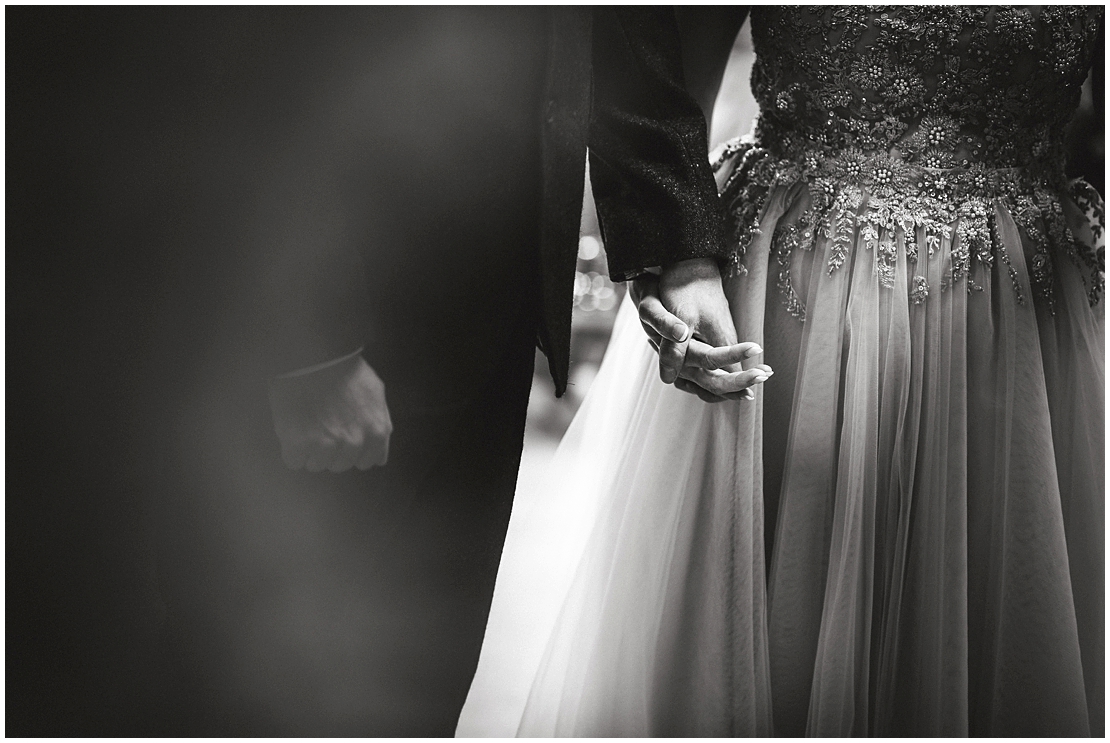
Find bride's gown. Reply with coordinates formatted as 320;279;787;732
484;7;1104;737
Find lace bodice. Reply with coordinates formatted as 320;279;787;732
716;6;1104;312
750;6;1101;170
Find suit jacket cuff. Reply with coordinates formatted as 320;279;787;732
588;7;729;283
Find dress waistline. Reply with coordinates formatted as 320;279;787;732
714;138;1068;203
712;137;1104;312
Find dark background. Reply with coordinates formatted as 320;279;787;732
6;7;472;734
8;7;256;733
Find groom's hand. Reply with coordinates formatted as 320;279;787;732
632;258;772;402
268;354;392;472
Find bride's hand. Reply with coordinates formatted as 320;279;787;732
643;333;773;403
631;260;773;402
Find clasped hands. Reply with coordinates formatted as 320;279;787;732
631;257;772;403
267;256;767;474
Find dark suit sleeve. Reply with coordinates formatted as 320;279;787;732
1092;10;1103;127
675;6;751;119
589;6;745;282
242;24;379;378
253;180;373;376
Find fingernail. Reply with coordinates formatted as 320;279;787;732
742;389;755;400
753;374;769;383
744;344;763;357
672;323;690;342
762;369;774;376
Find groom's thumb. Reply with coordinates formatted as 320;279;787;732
697;305;740;349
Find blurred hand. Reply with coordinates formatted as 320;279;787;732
630;258;772;403
268;354;392;472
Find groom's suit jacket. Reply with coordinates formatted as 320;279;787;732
259;7;749;402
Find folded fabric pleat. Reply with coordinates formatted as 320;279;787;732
511;156;1102;736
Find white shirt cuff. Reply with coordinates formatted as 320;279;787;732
274;347;364;379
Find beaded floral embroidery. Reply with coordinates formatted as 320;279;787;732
717;6;1104;318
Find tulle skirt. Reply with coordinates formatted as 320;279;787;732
504;174;1104;736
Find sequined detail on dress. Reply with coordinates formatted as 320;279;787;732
716;6;1104;318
